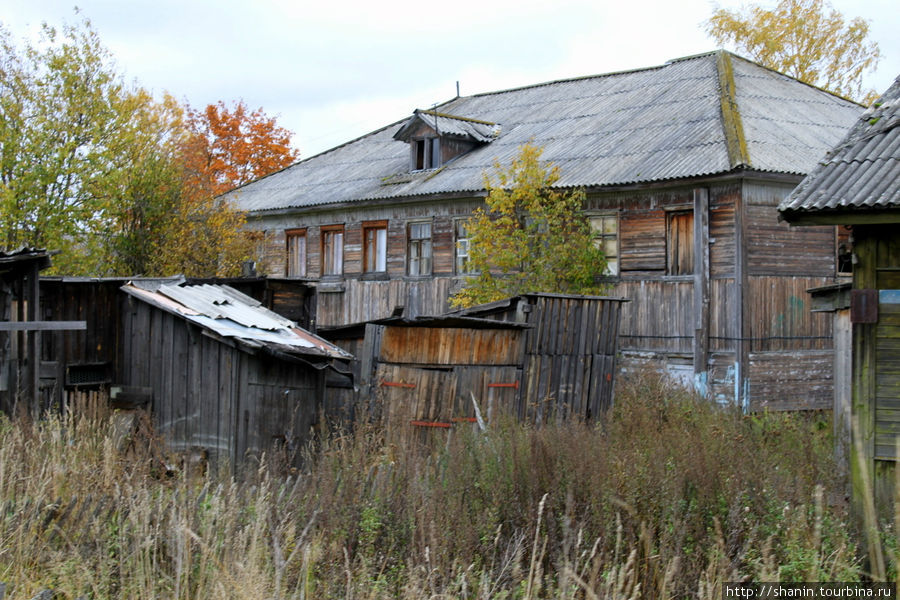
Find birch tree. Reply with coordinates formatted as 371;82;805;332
705;0;881;102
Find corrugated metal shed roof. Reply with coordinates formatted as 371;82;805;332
122;282;352;360
779;75;900;221
226;51;861;214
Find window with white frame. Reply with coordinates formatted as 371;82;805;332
363;221;387;273
455;219;475;274
321;225;344;276
285;229;307;277
589;214;619;275
407;221;433;276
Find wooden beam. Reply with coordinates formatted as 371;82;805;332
692;188;710;391
735;183;748;410
0;321;87;331
27;261;40;415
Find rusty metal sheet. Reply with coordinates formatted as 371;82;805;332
851;288;879;323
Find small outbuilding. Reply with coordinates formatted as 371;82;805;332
321;293;625;441
1;249;87;416
779;75;900;514
119;281;352;468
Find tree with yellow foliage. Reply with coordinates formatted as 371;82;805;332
705;0;880;102
450;143;607;309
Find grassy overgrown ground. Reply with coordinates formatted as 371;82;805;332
0;372;888;599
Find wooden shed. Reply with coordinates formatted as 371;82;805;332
0;249;87;416
778;75;900;516
32;276;316;414
119;281;352;468
1;248;52;415
322;293;625;437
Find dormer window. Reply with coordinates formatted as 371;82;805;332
394;109;500;174
414;137;441;170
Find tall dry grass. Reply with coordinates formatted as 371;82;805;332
0;372;880;599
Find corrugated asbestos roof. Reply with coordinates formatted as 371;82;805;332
122;282;352;360
779;75;900;220
226;51;861;214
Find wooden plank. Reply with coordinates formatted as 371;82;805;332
153;311;169;441
743;202;835;277
0;321;87;331
619;209;666;271
693;187;710;381
709;201;736;277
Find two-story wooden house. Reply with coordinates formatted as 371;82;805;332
224;50;861;410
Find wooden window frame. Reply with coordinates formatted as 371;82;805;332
412;137;440;171
285;228;307;277
407;220;433;277
836;225;853;276
589;213;619;276
321;225;344;277
666;210;694;276
362;220;388;273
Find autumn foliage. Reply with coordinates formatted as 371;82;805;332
0;16;299;277
705;0;880;102
150;101;299;277
450;143;607;308
184;100;299;197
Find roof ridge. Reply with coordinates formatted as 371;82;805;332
715;50;751;169
416;109;496;126
468;52;721;99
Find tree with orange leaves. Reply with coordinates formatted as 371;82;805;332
184;100;299;196
151;100;300;277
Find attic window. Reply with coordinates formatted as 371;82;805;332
414;138;441;170
394;109;499;173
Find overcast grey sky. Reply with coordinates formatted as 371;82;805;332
3;0;898;158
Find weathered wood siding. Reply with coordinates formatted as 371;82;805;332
316;277;456;326
520;295;621;420
745;207;835;277
619;209;666;272
747;350;833;411
38;280;122;408
615;280;693;353
374;364;520;445
746;276;833;351
250;199;483;326
247;177;841;412
463;294;624;420
361;323;524;442
845;225;900;517
875;298;900;459
379;326;523;366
